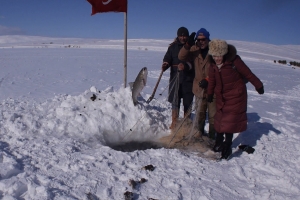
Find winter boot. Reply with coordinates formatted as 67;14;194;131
221;142;232;160
221;133;233;160
208;124;216;140
197;120;205;136
212;132;224;152
169;109;178;129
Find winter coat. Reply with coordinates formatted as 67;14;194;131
163;38;194;103
207;44;263;133
178;44;212;98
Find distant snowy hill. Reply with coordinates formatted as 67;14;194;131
1;35;300;62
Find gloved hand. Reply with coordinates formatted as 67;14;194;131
256;86;264;94
162;62;169;72
199;79;208;88
178;63;184;71
186;32;196;47
207;94;213;103
239;145;255;154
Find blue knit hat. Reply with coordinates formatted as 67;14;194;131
196;28;210;40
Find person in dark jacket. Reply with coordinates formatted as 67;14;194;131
207;39;264;159
162;27;194;129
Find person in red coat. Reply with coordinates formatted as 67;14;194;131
206;39;264;159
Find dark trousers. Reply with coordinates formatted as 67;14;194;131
216;132;233;145
172;84;194;114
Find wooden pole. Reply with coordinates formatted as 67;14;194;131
146;69;164;103
124;11;128;88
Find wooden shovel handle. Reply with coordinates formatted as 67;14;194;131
147;69;164;103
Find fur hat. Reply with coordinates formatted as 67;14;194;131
208;39;228;56
196;28;210;40
177;27;189;37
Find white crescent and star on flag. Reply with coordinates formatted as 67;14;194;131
102;0;112;5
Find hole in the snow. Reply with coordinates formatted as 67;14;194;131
109;141;163;152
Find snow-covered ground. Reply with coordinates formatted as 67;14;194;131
0;35;300;200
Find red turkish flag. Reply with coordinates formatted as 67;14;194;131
87;0;127;15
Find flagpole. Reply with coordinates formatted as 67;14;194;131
124;11;127;88
87;0;128;87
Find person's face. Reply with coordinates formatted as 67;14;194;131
178;35;188;44
197;36;209;49
212;55;223;65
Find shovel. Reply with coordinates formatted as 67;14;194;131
146;69;164;103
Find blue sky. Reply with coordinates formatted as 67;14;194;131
0;0;299;45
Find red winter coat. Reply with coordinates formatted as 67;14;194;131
207;45;263;133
